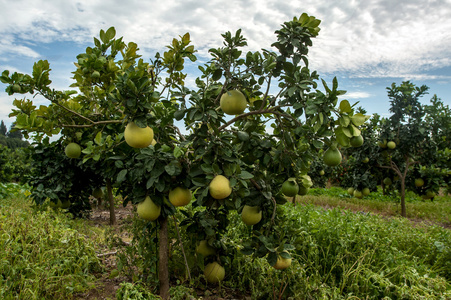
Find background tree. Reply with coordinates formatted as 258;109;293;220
0;120;6;136
7;123;23;140
341;81;450;217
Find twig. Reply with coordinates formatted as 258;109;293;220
172;215;192;281
61;120;123;128
97;251;118;257
172;125;186;142
218;106;285;131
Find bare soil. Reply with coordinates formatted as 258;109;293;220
73;202;134;300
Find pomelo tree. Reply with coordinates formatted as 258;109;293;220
1;13;369;298
342;82;450;216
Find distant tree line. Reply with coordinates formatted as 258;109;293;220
0;120;31;183
0;120;30;149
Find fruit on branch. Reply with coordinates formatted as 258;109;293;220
272;252;292;270
169;187;192;207
323;147;342;166
281;178;299;197
92;187;103;199
65;142;82;158
353;190;363;199
241;205;262;226
387;141;396;149
209;175;232;199
196;240;216;257
137;196;161;221
350;135;364;147
378;139;388;148
204;262;225;283
220;90;247;115
298;185;309;196
124;122;154;148
415;178;424;187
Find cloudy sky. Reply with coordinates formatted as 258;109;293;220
1;0;450;131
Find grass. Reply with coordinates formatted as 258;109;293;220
113;192;451;299
296;187;451;227
0;191;104;299
214;205;450;299
1;183;450;299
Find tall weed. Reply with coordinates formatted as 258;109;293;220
0;196;103;299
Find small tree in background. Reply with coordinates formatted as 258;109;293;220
342;81;450;217
0;120;7;136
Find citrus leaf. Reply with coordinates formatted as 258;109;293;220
350;113;367;126
339;100;352;113
339;116;350;127
350;124;361;136
341;126;353;138
94;131;102;145
240;171;254;180
117;169;127;183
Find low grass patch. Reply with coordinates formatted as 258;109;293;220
298;187;451;226
0;193;104;299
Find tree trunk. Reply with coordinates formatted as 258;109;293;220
159;217;170;300
106;179;116;225
400;176;406;217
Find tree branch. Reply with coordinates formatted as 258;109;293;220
172;215;191;281
218;105;302;131
61;120;123;128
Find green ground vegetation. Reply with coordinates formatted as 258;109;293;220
0;184;103;299
1;184;450;299
302;187;451;227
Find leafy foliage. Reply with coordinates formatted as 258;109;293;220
340;82;450;216
1;12;372;298
0;144;32;183
27;140;102;216
0;195;102;299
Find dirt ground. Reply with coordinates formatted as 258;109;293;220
73;202;134;300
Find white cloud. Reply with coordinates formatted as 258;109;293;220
0;0;450;81
341;91;372;99
0;94;15;129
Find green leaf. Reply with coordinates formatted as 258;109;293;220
350;113;368;126
339;116;350;127
341;126;353;138
350;124;361;136
212;69;222;81
173;146;183;158
266;251;277;267
94;131;102;145
339;100;352;113
174;110;185;121
237;131;249;142
280;251;291;259
117;169;127;183
240;171;254;180
105;27;116;41
165;160;182;176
